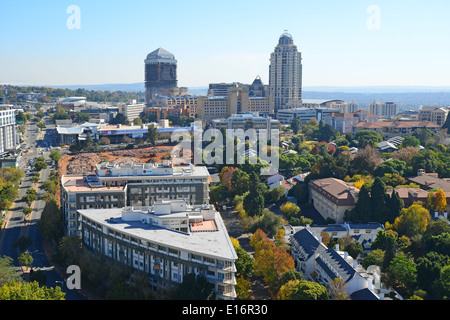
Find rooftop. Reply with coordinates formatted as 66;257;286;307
78;206;237;260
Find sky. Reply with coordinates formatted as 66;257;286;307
1;0;450;88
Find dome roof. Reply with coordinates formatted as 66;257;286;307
278;31;294;45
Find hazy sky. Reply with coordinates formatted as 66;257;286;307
1;0;450;88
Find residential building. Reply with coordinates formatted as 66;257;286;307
150;95;198;118
61;161;211;236
308;178;359;223
406;169;450;213
0;105;18;155
144;48;178;105
386;187;429;208
211;112;281;139
352;120;440;138
418;106;449;126
289;227;391;300
323;110;378;134
78;199;237;300
197;87;274;123
269;32;302;112
369;101;398;118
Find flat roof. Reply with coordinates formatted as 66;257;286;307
78;208;237;261
62;175;125;192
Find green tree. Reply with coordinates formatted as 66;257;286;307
291;118;302;134
289;280;329;300
401;135;420;148
243;172;264;216
234;246;254;279
271;186;286;202
49;149;62;163
230;169;250;195
387;253;417;294
362;249;385;269
18;251;33;269
170;274;215;300
349;184;372;222
0;256;23;286
370;177;389;223
147;124;159;146
345;241;363;259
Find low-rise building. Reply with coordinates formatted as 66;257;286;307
78;200;237;299
289;227;390;300
276;107;336;125
352;120;440;138
323;110;378;134
309;178;359;223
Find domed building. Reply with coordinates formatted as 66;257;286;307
144;48;179;105
269;31;303;112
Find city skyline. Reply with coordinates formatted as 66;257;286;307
1;1;450;88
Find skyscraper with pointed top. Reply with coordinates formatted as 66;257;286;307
269;31;302;112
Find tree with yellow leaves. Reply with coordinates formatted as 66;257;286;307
392;204;431;238
434;189;447;213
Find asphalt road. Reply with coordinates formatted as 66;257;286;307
0;117;87;300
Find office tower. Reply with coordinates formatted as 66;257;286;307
144;48;178;105
369;101;398;118
269;31;302;112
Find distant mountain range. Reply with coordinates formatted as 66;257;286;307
45;83;450;110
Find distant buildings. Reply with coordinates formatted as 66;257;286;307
211;112;281;138
352;120;440;138
369;101;398;119
197;86;274;122
118;101;145;122
323;110;378;134
417;106;449;126
269;32;302;112
144;48;182;105
276;107;335;125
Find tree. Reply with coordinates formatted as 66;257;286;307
392;204;431;238
291;118;302;134
18;251;33;269
345;241;363;259
387;253;417;295
230;169;250;195
441;113;450;133
49;149;62;163
288;280;329;300
349;184;372;222
416;252;450;298
0;256;23;286
249;208;284;236
401;135;420;148
362;249;385;269
387;189;404;223
99;137;110;145
0;281;65;300
271;186;286;202
147;124;159;146
370;177;389;223
355;130;383;148
434;189;447;213
280;202;300;219
351;145;382;175
34;160;47;171
243;172;264;216
328;278;349;300
234;246;253;279
171;273;215;300
38;198;64;244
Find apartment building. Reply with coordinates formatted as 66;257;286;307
211;112;281;139
0;105;18;155
308;178;359;223
78;200;237;299
289;227;391;300
369;101;398;118
418;106;449;126
323;110;378;134
150;95;198;118
61;161;211;236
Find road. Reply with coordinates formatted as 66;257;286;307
0;117;86;300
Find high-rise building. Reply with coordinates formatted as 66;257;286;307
144;48;178;105
269;32;302;112
0;105;18;155
369;101;398;119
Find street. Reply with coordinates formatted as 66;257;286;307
0;116;86;300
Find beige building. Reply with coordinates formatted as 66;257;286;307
369;101;398;119
119;102;145;122
197;87;274;122
309;178;359;223
352;120;440;138
418;106;449;126
323;110;378;134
